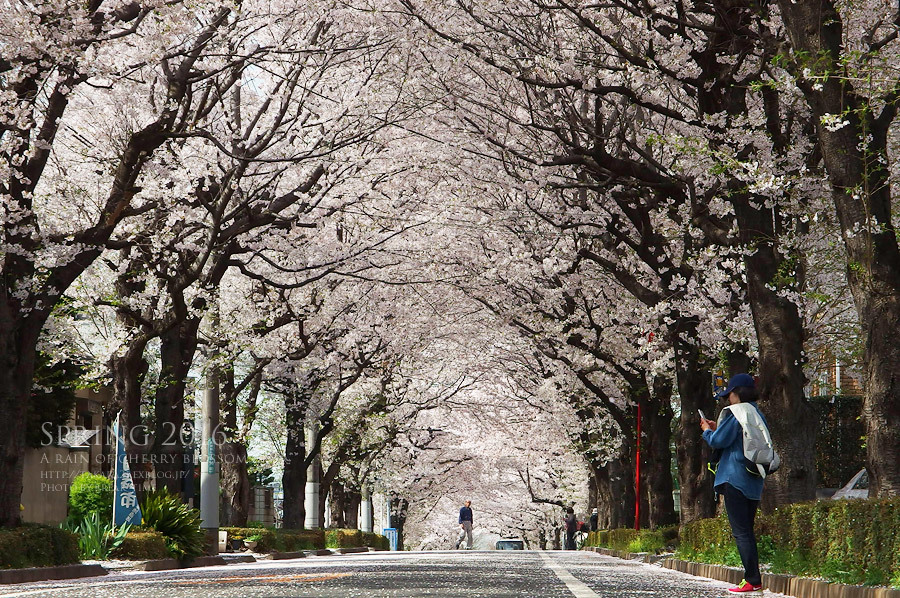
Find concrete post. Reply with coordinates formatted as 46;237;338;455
303;426;320;529
360;487;374;533
200;366;219;553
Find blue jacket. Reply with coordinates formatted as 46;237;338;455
702;403;766;501
459;506;473;524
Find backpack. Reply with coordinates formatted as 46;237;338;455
723;403;781;478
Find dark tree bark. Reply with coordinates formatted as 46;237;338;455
389;494;409;550
220;368;251;526
329;484;347;529
642;378;677;528
150;318;200;495
594;453;635;530
109;337;150;484
674;333;717;523
0;325;39;526
281;388;309;529
775;0;900;497
735;198;817;508
344;490;361;530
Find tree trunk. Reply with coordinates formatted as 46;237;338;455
776;0;900;496
594;451;634;529
389;494;408;550
316;459;327;529
151;319;200;495
738;210;817;508
643;378;677;528
220;371;251;526
0;323;38;526
344;489;360;530
281;392;308;529
329;484;347;529
674;333;716;523
109;339;151;488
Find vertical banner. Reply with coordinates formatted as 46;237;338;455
113;412;142;526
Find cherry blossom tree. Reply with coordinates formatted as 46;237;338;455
0;0;239;526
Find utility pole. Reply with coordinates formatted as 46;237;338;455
200;364;220;553
360;486;374;533
304;425;320;529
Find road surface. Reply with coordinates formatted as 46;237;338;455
0;551;784;597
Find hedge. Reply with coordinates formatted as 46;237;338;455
110;530;170;561
678;498;900;587
582;526;678;553
221;527;325;552
0;524;80;569
325;528;389;550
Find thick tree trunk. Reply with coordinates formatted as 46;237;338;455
329;485;347;529
389;495;408;549
220;369;251;527
776;0;900;496
109;337;151;487
151;319;200;495
344;490;360;529
741;231;817;509
0;325;37;526
281;395;308;529
643;379;677;528
594;450;634;530
220;440;250;526
674;334;716;523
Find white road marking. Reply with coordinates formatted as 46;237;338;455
540;551;602;597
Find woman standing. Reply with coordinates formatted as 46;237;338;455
700;373;768;594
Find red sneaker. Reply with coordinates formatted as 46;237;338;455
728;580;762;593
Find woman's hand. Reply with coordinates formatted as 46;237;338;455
700;418;716;432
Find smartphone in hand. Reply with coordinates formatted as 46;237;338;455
698;409;707;420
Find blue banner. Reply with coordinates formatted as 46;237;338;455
113;412;142;526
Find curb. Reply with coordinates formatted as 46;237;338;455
661;558;900;598
221;555;257;564
266;551;308;560
135;556;227;572
583;546;667;564
337;547;369;554
0;564;108;585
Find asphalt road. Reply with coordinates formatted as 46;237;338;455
0;551;784;598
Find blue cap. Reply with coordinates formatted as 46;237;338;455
715;373;755;399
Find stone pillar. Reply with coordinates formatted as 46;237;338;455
200;368;219;553
360;487;374;533
303;426;320;529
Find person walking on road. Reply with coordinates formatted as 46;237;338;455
455;500;473;550
564;507;577;550
700;373;768;594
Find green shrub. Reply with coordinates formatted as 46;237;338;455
582;527;674;553
61;512;130;559
361;532;389;550
0;524;80;569
326;528;363;548
68;473;113;522
110;530;170;560
140;489;205;560
679;498;900;587
221;527;325;553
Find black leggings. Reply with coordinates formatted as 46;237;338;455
721;483;761;585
